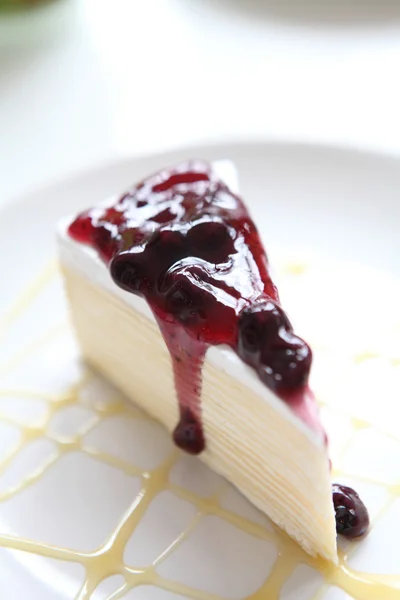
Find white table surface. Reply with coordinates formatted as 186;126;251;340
1;0;400;204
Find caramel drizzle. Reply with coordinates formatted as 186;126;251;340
0;263;399;600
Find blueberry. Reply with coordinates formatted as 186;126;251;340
260;330;312;392
238;300;311;392
333;484;370;539
238;300;284;357
173;410;205;455
186;220;234;263
240;321;261;354
110;254;142;293
165;278;204;324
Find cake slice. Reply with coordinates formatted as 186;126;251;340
58;160;338;562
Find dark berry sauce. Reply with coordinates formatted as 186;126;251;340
69;160;316;454
333;484;370;539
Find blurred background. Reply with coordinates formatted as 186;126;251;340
1;0;400;202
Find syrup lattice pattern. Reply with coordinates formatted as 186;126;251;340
0;261;399;600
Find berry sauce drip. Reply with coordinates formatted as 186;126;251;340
333;484;370;539
69;160;315;454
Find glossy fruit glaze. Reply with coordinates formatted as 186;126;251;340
68;160;316;454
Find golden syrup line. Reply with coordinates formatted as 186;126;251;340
0;441;62;502
0;322;69;375
152;512;203;568
316;502;400;600
0;379;103;502
332;409;399;491
318;400;400;446
0;263;399;598
303;553;400;600
55;415;102;445
166;483;275;543
330;413;400;490
80;446;144;480
0;532;87;563
330;423;366;482
0;388;58;402
368;493;397;530
102;583;129;600
354;351;400;367
94;399;139;418
0;399;132;497
324;560;400;600
149;484;231;569
153;575;224;600
309;583;330;600
0;381;93;405
0;453;59;503
0;413;38;430
354;351;381;364
331;469;399;491
245;552;300;600
106;452;179;554
350;416;371;432
0;434;26;477
281;262;308;276
0;261;58;340
74;578;95;600
390;483;400;496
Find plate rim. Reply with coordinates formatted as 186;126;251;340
4;138;400;215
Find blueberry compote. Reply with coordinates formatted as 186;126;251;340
69;160;313;454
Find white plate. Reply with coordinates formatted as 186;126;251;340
0;141;399;600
